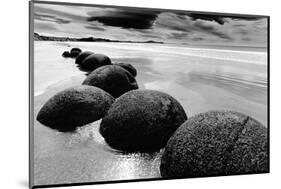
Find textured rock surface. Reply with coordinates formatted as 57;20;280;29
160;110;268;178
100;89;187;152
75;51;94;65
115;63;137;77
36;86;115;132
82;65;138;98
80;53;111;71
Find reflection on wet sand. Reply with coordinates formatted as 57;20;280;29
34;88;161;185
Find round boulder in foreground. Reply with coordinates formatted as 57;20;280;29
82;65;138;98
160;110;268;178
80;53;111;71
75;51;94;65
115;63;137;77
100;89;188;152
36;86;115;132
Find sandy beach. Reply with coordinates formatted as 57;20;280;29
33;41;267;185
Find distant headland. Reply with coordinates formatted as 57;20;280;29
34;33;164;44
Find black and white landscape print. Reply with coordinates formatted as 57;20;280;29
31;1;269;187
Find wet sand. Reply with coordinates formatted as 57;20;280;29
32;41;267;185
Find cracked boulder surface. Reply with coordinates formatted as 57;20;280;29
100;89;187;152
160;110;268;178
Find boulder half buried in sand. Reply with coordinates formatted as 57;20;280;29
70;48;82;58
75;51;94;65
100;89;188;152
80;53;111;71
82;65;138;98
69;50;80;58
62;51;71;58
36;86;115;132
115;63;137;77
70;47;82;54
160;110;268;178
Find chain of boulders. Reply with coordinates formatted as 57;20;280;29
36;47;268;178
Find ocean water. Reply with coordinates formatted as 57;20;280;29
32;41;268;185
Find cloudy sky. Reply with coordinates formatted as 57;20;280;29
33;3;268;47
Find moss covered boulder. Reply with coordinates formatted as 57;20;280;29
100;89;188;152
160;111;268;178
115;63;137;77
36;86;115;132
80;53;111;71
82;65;138;98
75;51;94;65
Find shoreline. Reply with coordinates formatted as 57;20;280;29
33;41;268;185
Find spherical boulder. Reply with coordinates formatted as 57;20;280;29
160;110;268;178
70;47;82;54
82;65;138;98
70;50;80;58
36;86;115;132
80;53;111;71
75;51;94;65
115;63;137;77
62;51;70;58
99;89;188;152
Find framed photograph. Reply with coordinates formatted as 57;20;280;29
29;0;269;188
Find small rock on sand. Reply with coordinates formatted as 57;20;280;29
62;51;71;58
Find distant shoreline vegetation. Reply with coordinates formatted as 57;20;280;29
34;33;164;44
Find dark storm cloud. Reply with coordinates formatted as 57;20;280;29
227;15;264;21
155;13;232;40
84;25;106;31
34;3;267;46
87;9;161;29
35;13;71;24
